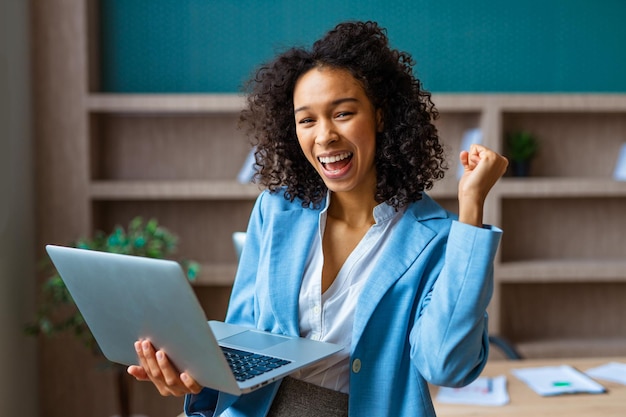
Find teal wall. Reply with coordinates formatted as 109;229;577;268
100;0;626;93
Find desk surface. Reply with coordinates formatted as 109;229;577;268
433;357;626;417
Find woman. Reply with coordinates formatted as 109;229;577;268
128;21;508;417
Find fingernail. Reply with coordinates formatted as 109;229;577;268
156;351;164;361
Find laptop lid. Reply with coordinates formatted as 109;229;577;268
45;245;341;396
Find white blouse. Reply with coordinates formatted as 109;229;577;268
291;193;405;393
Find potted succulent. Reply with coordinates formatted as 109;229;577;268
26;217;199;417
506;130;540;177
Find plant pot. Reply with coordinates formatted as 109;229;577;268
511;160;532;177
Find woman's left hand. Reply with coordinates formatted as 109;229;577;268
457;144;508;227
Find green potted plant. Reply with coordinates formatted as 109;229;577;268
506;130;540;177
26;217;199;417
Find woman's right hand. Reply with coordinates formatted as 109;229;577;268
127;339;204;396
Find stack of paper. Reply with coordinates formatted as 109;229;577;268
436;375;509;406
585;362;626;385
512;365;606;396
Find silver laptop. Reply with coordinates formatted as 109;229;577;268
45;245;342;396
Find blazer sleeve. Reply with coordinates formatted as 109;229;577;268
224;191;267;326
410;220;502;387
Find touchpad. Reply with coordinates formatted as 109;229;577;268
221;330;289;350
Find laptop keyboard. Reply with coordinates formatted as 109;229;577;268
221;346;292;382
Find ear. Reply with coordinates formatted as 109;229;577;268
376;108;384;132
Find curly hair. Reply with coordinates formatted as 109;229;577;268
240;21;446;209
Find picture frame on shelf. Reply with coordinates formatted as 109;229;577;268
237;146;257;184
457;128;482;180
613;143;626;181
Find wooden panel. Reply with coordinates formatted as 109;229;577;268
431;196;459;216
90;180;261;200
500;197;626;262
40;334;187;417
92;200;255;264
500;282;626;346
32;0;91;246
91;113;251;180
31;1;96;416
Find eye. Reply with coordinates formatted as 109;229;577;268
335;111;353;119
298;117;314;125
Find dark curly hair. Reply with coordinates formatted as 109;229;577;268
240;21;446;209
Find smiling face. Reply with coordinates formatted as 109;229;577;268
293;66;382;198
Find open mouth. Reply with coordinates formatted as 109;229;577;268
318;152;353;172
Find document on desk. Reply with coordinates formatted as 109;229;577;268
585;362;626;385
512;365;606;396
435;375;509;406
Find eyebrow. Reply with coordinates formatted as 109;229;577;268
294;97;359;114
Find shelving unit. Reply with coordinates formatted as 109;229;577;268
492;96;626;360
87;94;260;286
32;2;626;417
83;93;626;357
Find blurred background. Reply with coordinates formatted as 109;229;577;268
3;1;626;416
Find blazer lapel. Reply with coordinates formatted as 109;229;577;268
259;193;448;342
352;196;448;346
266;207;320;336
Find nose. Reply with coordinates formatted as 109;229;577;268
315;119;338;146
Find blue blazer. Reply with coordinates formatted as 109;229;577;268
185;190;502;417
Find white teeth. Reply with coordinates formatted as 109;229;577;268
318;152;352;164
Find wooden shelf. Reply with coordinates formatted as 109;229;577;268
83;93;626;114
497;260;626;283
433;93;626;112
86;93;246;113
515;337;626;359
86;92;491;113
496;178;626;197
496;94;626;112
90;181;460;201
85;92;626;114
90;180;261;200
428;94;489;111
